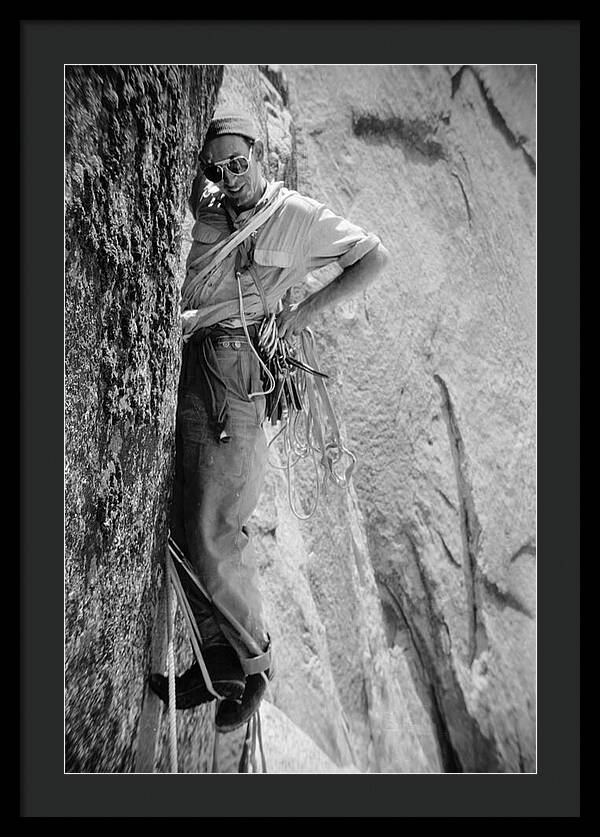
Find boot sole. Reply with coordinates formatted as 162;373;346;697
177;679;244;706
149;674;244;708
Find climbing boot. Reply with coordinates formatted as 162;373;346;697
149;644;246;710
215;656;274;734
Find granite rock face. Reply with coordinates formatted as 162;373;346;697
64;65;222;773
243;699;363;774
282;64;536;772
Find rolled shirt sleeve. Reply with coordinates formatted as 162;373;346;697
304;203;381;272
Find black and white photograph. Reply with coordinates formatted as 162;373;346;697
18;12;587;814
63;60;538;777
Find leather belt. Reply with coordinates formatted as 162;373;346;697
212;336;250;350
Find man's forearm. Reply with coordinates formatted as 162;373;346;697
276;242;390;339
299;243;390;319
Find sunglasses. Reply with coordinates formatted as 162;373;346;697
201;144;254;183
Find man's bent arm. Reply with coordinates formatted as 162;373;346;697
277;243;390;340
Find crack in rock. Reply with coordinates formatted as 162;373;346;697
451;171;473;226
376;574;462;773
510;540;536;563
374;531;503;773
435;528;462;569
436;487;457;511
450;65;468;98
377;574;427;679
433;374;488;666
515;728;528;773
481;574;534;620
258;64;289;107
451;65;536;175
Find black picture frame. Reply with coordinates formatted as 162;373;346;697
21;19;579;818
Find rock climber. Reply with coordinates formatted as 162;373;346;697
150;107;389;733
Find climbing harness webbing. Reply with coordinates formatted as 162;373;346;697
168;536;268;665
161;536;270;773
184;184;286;297
166;545;221;700
161;539;221;773
181;184;288;340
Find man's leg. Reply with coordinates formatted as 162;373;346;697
150;341;272;714
149;399;249;708
169;413;230;651
179;381;270;669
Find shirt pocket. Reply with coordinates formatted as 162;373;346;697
253;248;294;269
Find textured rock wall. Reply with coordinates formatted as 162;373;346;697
283;64;536;772
64;64;222;773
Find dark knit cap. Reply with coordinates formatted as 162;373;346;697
204;108;259;144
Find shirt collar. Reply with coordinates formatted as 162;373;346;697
225;180;284;228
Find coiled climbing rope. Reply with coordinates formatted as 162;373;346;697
235;267;357;520
263;327;357;520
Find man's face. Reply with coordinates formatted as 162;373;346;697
201;135;264;212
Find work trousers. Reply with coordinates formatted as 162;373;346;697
169;328;270;673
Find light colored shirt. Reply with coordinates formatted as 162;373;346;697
181;178;381;335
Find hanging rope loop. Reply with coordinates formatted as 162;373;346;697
255;323;356;520
160;537;270;774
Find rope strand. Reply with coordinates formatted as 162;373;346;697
256;709;268;773
165;570;178;773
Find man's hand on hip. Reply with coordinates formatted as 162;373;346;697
276;301;311;341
